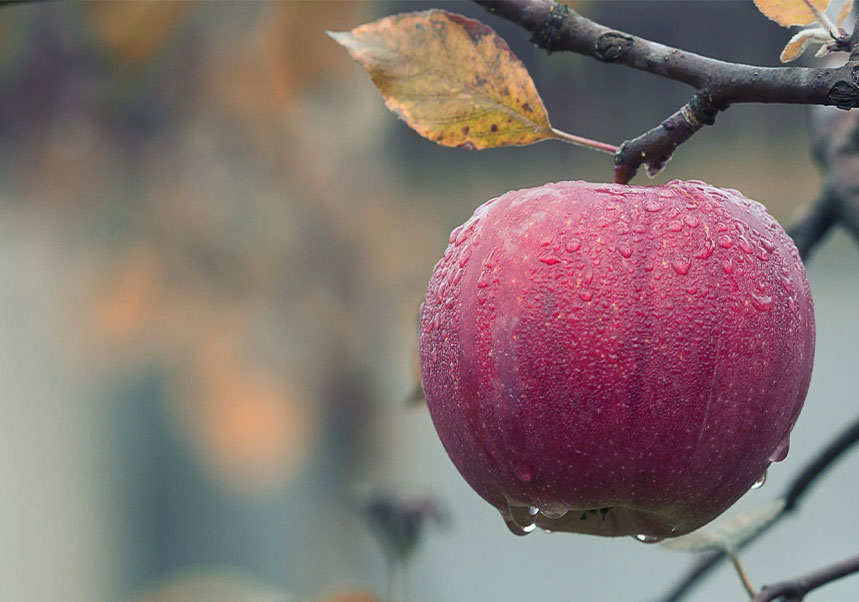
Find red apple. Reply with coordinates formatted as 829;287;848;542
419;180;814;540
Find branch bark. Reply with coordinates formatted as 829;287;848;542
473;0;859;182
752;553;859;602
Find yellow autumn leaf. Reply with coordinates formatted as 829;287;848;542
328;10;570;150
753;0;831;27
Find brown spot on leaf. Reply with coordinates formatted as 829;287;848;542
502;86;510;96
490;124;498;132
522;102;532;113
461;126;470;135
448;11;492;43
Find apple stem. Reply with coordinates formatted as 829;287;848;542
550;127;618;154
727;550;758;599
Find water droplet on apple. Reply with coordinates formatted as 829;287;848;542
565;237;581;252
454;226;471;247
506;503;538;535
694;241;714;260
540;505;568;520
449;225;463;244
684;215;700;228
579;290;593;302
643;199;662;212
718;235;733;249
540;255;561;265
582;265;594;285
750;293;773;312
503;517;533;536
617;242;633;258
770;437;790;462
513;460;535;483
671;256;691;275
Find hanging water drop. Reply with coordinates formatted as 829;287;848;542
751;470;767;490
634;534;662;544
503;517;535;536
770;437;790;462
506;502;539;535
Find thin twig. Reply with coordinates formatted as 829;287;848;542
474;0;859;182
728;550;757;599
752;553;859;602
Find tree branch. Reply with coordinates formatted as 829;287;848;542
752;553;859;602
786;194;838;261
474;0;859;182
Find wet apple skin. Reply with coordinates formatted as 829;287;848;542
419;180;815;538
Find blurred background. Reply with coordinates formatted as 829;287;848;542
0;1;857;601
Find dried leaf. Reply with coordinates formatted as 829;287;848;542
837;0;854;24
779;27;830;62
328;10;559;149
662;498;786;553
754;0;831;27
